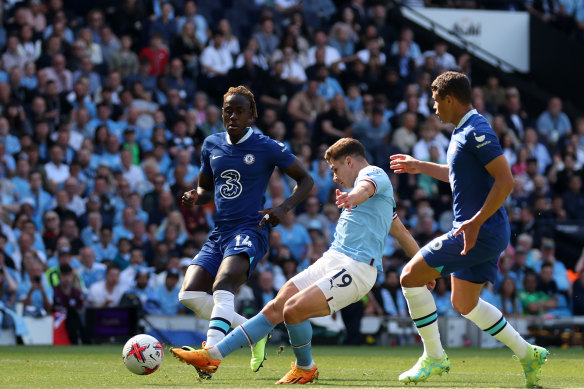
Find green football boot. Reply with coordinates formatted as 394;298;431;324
399;352;450;384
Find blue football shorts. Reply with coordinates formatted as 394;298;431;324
421;223;510;284
192;226;268;278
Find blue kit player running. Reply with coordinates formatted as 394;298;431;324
171;138;421;384
177;86;313;377
390;71;548;388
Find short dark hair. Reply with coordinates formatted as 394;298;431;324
324;138;366;162
431;71;471;105
59;263;73;274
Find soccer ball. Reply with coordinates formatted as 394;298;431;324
122;334;164;375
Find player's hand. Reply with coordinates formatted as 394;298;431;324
181;189;198;208
389;154;421;174
426;280;436;291
453;219;481;255
258;206;287;228
335;188;356;211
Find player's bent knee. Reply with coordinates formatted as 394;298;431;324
282;299;305;324
262;299;284;324
451;298;475;315
178;290;214;319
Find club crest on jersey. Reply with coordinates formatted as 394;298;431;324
243;154;255;165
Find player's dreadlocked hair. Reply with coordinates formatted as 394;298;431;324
223;86;258;119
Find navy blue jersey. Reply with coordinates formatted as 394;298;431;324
200;129;295;231
447;109;507;231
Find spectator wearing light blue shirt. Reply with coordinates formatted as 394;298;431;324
274;212;312;263
0;117;21;156
18;259;53;316
91;226;117;263
535;97;572;143
152;269;181;315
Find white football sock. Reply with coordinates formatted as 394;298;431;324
463;298;529;359
403;286;444;359
178;290;246;328
206;290;235;347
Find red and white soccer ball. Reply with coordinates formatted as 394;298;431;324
122;334;164;375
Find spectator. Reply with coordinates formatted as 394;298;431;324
18;258;52;316
119;248;149;290
313;93;353;146
374;268;408;316
287;78;328;130
532;237;570;293
200;29;234;103
518;271;557;316
274;211;312;264
175;0;209;46
92;226;117;263
432;277;457;317
253;270;278;312
307;29;342;69
296;195;331;242
562;175;584;220
44;53;72;93
154;267;181;315
123;269;155;312
149;2;177;45
536;96;572;144
87;264;125;308
252;17;280;59
78;246;105;289
52;263;88;344
501;87;530;140
391;112;418;154
139;33;169;77
494;276;523;317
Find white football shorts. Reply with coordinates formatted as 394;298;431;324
290;249;377;314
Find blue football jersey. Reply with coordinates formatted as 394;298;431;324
446;109;508;231
330;165;396;272
200;128;295;231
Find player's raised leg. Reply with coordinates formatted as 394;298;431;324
170;280;299;372
399;252;450;384
453;277;548;388
275;284;329;384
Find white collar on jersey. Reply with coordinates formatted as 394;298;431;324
456;109;478;129
225;127;253;145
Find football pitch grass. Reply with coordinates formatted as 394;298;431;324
1;345;582;388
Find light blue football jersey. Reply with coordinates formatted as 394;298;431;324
330;165;396;272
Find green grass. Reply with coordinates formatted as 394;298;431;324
1;345;582;388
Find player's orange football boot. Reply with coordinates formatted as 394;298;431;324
275;362;319;385
170;346;221;375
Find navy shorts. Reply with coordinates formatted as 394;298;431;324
192;226;268;278
421;223;510;284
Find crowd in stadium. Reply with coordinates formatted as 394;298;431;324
0;0;583;344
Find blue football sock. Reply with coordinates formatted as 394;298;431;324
285;321;313;368
216;312;275;358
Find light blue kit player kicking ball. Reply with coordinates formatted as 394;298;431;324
171;138;421;384
390;71;548;388
174;86;314;379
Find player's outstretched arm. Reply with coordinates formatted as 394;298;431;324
389;216;420;258
259;158;313;228
389;154;449;182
